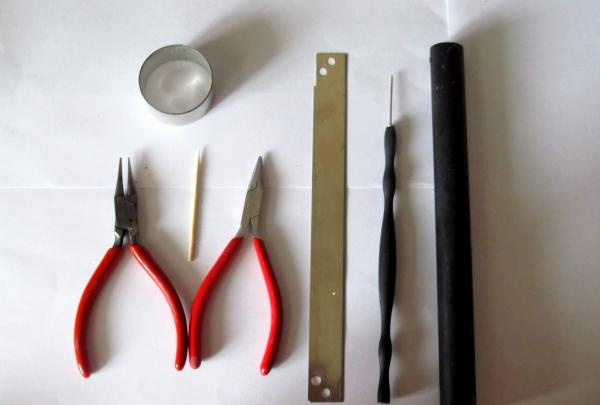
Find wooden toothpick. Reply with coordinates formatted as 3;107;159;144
188;149;202;261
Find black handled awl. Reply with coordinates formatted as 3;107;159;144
377;76;397;403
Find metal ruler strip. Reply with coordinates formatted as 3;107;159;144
308;53;347;403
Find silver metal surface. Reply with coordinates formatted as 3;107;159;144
113;158;139;246
236;157;263;237
139;44;214;125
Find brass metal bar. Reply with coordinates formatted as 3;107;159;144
308;53;347;403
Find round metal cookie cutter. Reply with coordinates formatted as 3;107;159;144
139;45;214;124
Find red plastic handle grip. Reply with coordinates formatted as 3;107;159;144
129;244;188;371
253;238;283;375
74;247;124;378
188;237;244;369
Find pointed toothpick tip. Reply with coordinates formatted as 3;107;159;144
188;149;203;262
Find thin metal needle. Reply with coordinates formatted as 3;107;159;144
389;75;393;126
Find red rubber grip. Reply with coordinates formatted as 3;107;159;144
253;238;283;375
74;247;124;378
129;244;188;371
188;237;243;369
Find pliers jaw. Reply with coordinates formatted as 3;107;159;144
236;157;264;238
113;158;139;247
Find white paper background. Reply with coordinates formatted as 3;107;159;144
1;0;599;404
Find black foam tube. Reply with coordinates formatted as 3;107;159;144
430;42;477;405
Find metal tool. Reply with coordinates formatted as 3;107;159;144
139;45;214;124
431;42;477;405
378;76;397;403
74;158;188;378
188;157;283;375
309;52;347;402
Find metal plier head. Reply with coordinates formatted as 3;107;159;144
236;157;264;237
113;158;139;246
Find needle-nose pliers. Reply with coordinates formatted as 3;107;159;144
74;158;188;378
188;156;283;375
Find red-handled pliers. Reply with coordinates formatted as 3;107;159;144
74;158;188;378
189;156;283;375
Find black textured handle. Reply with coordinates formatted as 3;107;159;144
378;125;397;403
